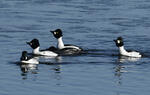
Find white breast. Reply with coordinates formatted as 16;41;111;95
119;46;142;58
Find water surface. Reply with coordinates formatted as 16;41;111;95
0;0;150;95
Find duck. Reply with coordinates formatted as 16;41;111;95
26;38;58;57
114;37;142;58
20;51;39;64
50;29;82;55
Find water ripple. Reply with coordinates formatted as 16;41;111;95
0;0;150;95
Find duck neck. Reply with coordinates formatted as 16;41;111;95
33;47;40;54
57;37;64;49
118;46;127;55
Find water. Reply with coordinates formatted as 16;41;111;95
0;0;150;95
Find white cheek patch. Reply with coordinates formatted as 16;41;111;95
54;32;57;35
117;40;120;44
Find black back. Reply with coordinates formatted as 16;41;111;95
47;46;58;51
114;37;124;47
27;38;40;49
40;46;58;52
50;29;63;39
20;51;28;61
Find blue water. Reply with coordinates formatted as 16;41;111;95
1;0;150;95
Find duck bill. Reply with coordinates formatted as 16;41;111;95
26;42;30;45
113;40;116;42
50;31;54;33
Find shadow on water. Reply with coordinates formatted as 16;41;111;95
83;49;119;57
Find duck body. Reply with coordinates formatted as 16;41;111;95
27;39;58;57
57;37;82;50
50;29;82;55
114;37;142;58
118;46;142;58
20;51;39;64
21;58;39;64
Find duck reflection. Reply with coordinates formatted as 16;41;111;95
114;55;140;80
51;65;61;73
19;51;63;82
50;65;62;86
114;64;125;85
113;55;141;95
20;62;38;74
20;62;62;81
118;55;141;63
19;59;62;81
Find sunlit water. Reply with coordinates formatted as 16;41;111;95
0;0;150;95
